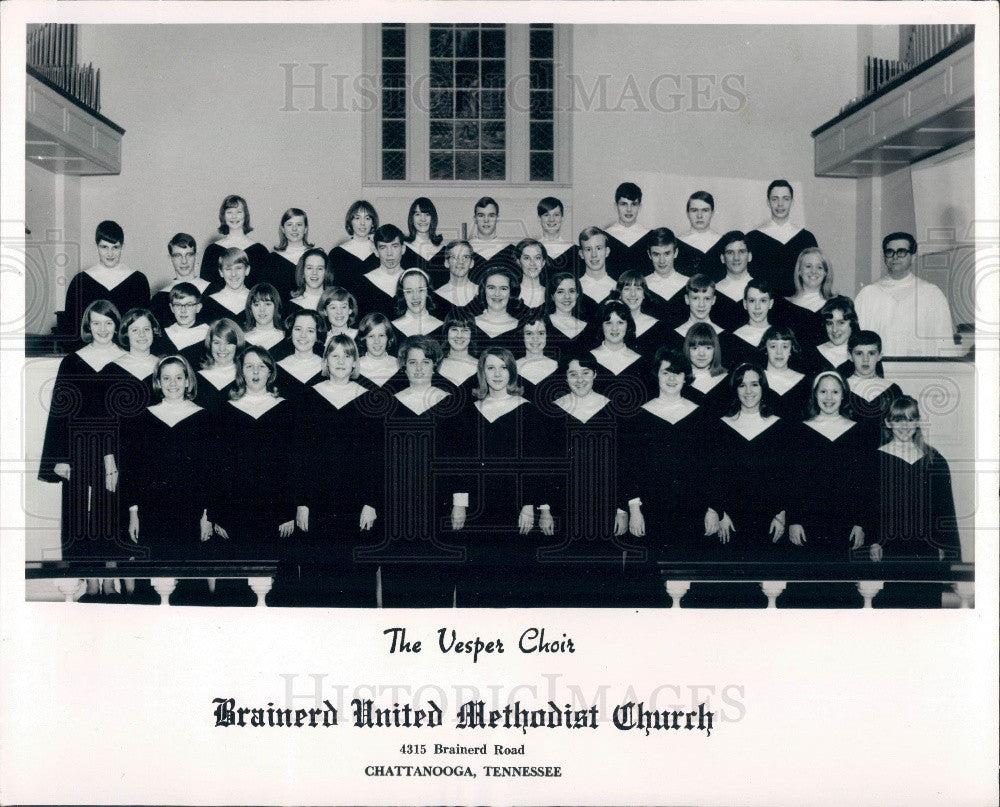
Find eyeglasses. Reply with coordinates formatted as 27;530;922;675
883;248;912;259
171;302;199;310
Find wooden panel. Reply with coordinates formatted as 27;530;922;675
28;85;65;134
950;49;974;98
843;113;873;152
872;93;908;138
63;105;95;152
908;65;950;118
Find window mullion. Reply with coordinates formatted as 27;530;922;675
507;24;530;184
408;23;430;183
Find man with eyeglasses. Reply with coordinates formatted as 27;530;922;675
854;232;960;357
150;233;209;328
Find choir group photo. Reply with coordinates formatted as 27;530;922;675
21;21;980;608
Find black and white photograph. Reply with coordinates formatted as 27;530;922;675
1;1;997;804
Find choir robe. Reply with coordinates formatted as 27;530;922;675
199;242;269;292
198;287;250;325
156;323;210;370
662;320;727;359
62;269;150;342
355;386;467;607
390;312;445;346
356;354;403;393
590;347;655;413
674;232;726;280
745;226;818;299
420;244;451;290
243;328;285;354
149;277;211;329
437;356;480;399
578;272;618;309
274;353;325;403
468;241;517;285
631;312;672;359
213;396;295;557
118;404;213;558
709;285;747;333
328;242;380;291
433;281;479;320
39;349;132;560
681;371;732;419
771;296;827;350
604;225;655;278
193;365;237;417
801;341;852;378
443;397;556;607
619;400;713;568
283;292;324;321
540;241;578;279
472;315;524;355
719;325;768;371
763;368;810;421
344;269;402;321
641;274;690;330
846;377;903;449
292;382;383;605
262;250;299;303
543;314;593;365
516;355;560;406
399;243;430;272
705;415;791;563
536;393;649;607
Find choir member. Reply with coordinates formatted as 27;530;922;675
667;274;726;353
111;307;161;389
437;310;479;392
348;224;406;320
720;278;774;370
577;226;618;307
516;313;559;398
622;348;712;573
355;312;400;390
150;233;208;328
119;355;213;561
199;195;269;290
275;310;326;401
40;300;128;575
589;298;653;407
293;335;379;606
264;207;313;303
845;330;902;448
675;191;726;280
641;227;690;327
745;180;819;299
213;345;296;558
712;231;754;331
544;272;591;361
242;283;285;352
617;271;669;358
468;196;515;282
604;182;654;277
62;221;150;344
448;348;555;606
319;286;359;344
803;295;859;376
327;200;379;286
194;318;244;415
514;238;549;313
286;247;333;316
758;325;809;420
681;322;731;418
391;268;444;340
473;267;523;352
157;283;210;368
433;239;479;313
200;247;252;322
536;196;576;276
771;246;835;349
402;197;445;282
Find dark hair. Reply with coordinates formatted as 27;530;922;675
653;346;693;385
881;395;927;454
95;220;124;245
244;283;284;330
217;195;252;235
80;299;122;343
687;191;715;211
167;232;196;255
118;307;162;350
720;230;748;253
616;270;649;298
231;344;279;399
398;334;443;371
321;333;360;380
744;277;772;300
648;227;677;249
578;226;610;249
882;231;917;254
477;267;521;314
805;370;853;420
683;322;725;377
292;248;333;298
766;179;793;199
514;238;550;287
594;298;638;349
474;196;499;214
405;197;443;246
562;351;601;375
170;282;202;304
442;309;478;357
374;223;405;247
848;329;883;354
758;325;802;362
319;286;360;328
685;273;716;295
473;347;523;401
284;308;327;344
545;271;584;315
821;295;859;330
345;200;379;236
201;318;245;369
393;269;437;318
537;196;563;217
153;355;197;400
276;207;314;251
357;312;397;357
727;362;773;417
614;182;642;204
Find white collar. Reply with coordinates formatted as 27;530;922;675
325;327;359;343
475;314;519;338
733;322;769;346
787;291;826;312
644;271;687;298
148;400;202;427
548;314;586;338
357;354;399;386
395;386;450;415
165;276;209;293
312;379;367;408
409;240;440;261
516;356;557;384
676;319;724;337
878;441;925;465
848;375;893;401
591;345;641;375
340;238;376;260
690;370;727;393
677;230;721;251
475;395;528;422
198;364;236;390
554;392;611;423
84;265;135;292
393;311;443;337
278;353;323;383
293;288;322;310
245;328;284;350
715;274;750;301
165;323;209;350
805;416;856;441
722;412;780;440
438;356;478;386
817;341;848;366
113;352;157;379
519;284;547;309
579;273;616;302
631;310;659;336
279;244;307;264
229;394;283;419
642;396;697;424
541;240;573;258
470;238;507;260
606;222;650;247
434;281;478;307
877;272;917;289
210;286;249;314
759;220;804;244
765;367;804;395
76;344;126;372
364;267;403;297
